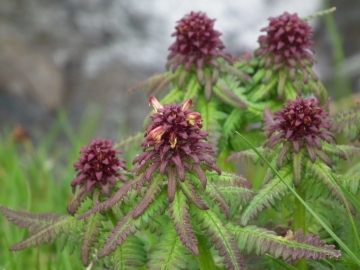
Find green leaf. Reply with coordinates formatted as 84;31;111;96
306;161;354;213
228;224;341;260
81;212;105;266
236;132;360;266
223;109;243;139
169;189;198;255
9;215;81;251
112;235;147;270
0;206;62;234
240;165;293;225
98;191;167;258
183;74;200;101
147;222;189;270
191;205;244;270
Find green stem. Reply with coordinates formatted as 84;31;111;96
197;235;216;270
294;187;307;270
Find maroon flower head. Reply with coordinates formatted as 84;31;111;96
266;97;335;162
71;138;127;197
257;12;315;69
133;97;221;202
167;11;231;72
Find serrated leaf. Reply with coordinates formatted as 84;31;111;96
147;223;189;270
112;235;147;270
223;109;243;139
9;215;81;251
98;191;167;258
0;206;61;234
183;74;200;101
241;165;293;225
192;205;244;270
81;212;105;266
306;161;354;213
205;182;230;219
213;83;248;109
228;224;341;260
170;189;198;255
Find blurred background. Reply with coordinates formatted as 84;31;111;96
0;0;359;141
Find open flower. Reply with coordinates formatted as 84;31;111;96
133;97;221;202
71;138;127;197
265;97;336;165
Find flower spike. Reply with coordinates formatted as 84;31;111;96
133;97;221;203
68;138;127;215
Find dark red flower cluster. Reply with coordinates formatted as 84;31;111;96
71;138;127;197
133;97;220;202
167;11;230;72
257;12;315;68
267;97;335;155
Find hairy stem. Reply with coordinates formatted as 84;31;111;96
197;234;216;270
294;187;307;270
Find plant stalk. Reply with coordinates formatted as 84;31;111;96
197;234;217;270
294;187;307;270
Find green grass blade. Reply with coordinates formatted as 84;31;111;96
236;132;360;266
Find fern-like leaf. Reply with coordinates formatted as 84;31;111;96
169;189;198;255
226;147;262;164
240;165;293;225
112;235;147;270
0;206;61;234
223;109;243;140
9;214;81;251
78;176;144;220
335;145;360;160
331;107;360;140
213;83;248;109
192;205;244;270
147;222;189;270
182;74;200;101
81;212;105;266
206;171;254;215
98;191;167;258
205;182;230;219
228;224;341;260
132;175;164;218
178;180;209;210
196;96;226;150
305;161;355;213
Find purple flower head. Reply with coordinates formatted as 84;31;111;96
71;138;127;197
266;97;335;163
167;11;231;72
133;97;221;202
257;12;315;69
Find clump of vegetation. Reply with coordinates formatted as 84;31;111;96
2;7;360;270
